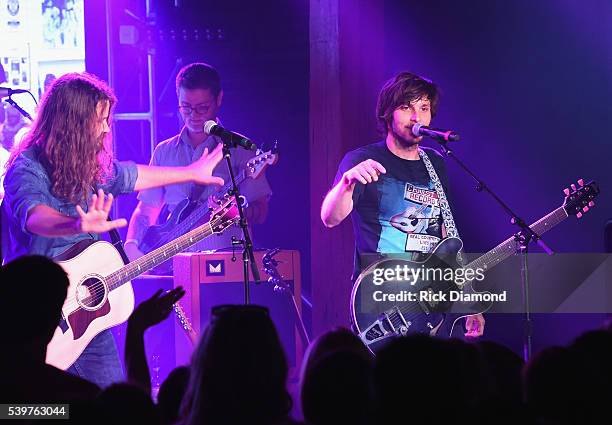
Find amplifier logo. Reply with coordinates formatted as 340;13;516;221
206;260;225;276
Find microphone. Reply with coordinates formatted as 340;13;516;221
203;120;257;151
412;123;460;142
0;87;29;98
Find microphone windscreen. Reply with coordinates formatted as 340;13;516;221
411;123;423;137
203;120;217;135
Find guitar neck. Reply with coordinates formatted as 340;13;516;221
218;169;248;195
107;219;218;289
173;302;198;346
156;170;248;248
466;206;568;272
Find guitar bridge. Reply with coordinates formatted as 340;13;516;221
358;307;411;347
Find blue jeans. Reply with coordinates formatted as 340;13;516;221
67;329;124;388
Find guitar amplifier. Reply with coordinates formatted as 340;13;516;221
172;250;303;379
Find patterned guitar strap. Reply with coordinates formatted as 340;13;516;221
418;148;464;264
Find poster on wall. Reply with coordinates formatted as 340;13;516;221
2;0;26;31
41;0;84;55
0;0;85;150
0;0;85;102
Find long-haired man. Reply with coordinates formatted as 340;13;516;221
1;72;225;387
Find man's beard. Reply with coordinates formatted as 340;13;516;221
391;126;419;147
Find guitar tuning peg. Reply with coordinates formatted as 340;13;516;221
578;179;584;186
563;188;570;196
570;183;576;191
577;212;583;219
583;206;589;213
589;201;595;207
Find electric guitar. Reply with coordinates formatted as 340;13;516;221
47;196;239;370
139;145;279;255
351;180;599;352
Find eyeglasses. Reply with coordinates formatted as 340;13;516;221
178;104;210;115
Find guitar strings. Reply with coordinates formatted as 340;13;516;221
144;167;254;250
60;214;227;314
361;206;573;324
155;177;249;248
60;221;217;313
62;170;262;318
153;199;215;249
61;219;216;312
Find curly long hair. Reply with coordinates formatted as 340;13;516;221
8;72;116;203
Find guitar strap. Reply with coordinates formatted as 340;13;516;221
107;215;130;265
418;148;460;239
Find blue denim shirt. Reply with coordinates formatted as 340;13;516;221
1;147;138;263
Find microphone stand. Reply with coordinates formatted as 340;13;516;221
433;139;553;361
220;140;260;304
0;94;33;263
4;95;33;121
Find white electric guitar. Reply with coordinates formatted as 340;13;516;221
46;196;239;370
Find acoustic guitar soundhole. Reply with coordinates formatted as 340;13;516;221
76;275;108;311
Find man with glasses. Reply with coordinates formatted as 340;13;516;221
125;62;272;260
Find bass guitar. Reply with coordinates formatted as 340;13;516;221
47;196;239;370
139;145;279;255
350;180;599;352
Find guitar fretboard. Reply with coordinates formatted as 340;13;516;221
106;212;234;289
466;206;568;272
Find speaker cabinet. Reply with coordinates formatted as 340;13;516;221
172;250;304;380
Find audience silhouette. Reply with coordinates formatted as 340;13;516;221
0;256;100;404
179;305;293;425
2;255;612;425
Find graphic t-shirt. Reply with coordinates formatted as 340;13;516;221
334;142;453;278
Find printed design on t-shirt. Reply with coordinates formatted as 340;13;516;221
377;179;442;255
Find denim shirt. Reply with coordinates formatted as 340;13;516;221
1;147;138;263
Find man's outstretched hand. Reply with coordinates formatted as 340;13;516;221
188;143;225;186
75;189;127;233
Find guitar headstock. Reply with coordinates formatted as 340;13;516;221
562;179;599;218
210;195;240;234
173;302;197;345
246;144;279;179
262;248;281;275
262;248;287;288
